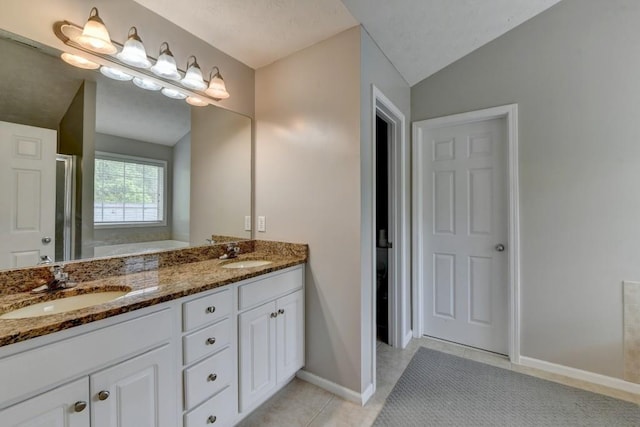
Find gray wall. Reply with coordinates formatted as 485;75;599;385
255;27;363;393
93;133;174;246
190;108;252;245
59;81;96;260
172;132;191;243
359;28;411;392
411;0;640;379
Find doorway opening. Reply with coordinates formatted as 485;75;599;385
375;115;391;345
55;154;75;262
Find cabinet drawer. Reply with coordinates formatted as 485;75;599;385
184;386;235;427
183;318;231;365
238;267;303;310
184;347;233;409
183;289;231;331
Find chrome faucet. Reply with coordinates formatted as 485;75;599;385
32;265;76;293
219;242;240;260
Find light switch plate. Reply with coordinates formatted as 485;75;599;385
244;216;251;231
257;216;266;232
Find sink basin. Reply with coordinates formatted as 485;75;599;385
0;291;129;319
221;260;272;269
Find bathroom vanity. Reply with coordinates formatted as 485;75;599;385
0;241;307;427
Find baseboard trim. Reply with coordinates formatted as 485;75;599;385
518;356;640;395
402;330;413;349
296;370;365;405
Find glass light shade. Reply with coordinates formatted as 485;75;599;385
150;43;181;81
76;8;117;54
186;96;208;107
181;57;207;91
61;52;99;70
100;66;133;81
117;27;151;68
161;88;187;100
133;77;162;91
205;71;230;99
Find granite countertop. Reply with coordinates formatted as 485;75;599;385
0;241;307;348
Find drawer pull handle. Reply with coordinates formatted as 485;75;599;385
74;401;87;412
278;309;285;315
206;306;216;314
207;415;217;424
270;312;277;318
97;390;110;401
206;337;216;345
208;373;218;382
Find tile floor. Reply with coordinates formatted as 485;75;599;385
238;337;639;426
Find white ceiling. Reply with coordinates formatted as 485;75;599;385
132;0;359;69
133;0;562;86
342;0;563;85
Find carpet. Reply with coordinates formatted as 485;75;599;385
373;347;640;426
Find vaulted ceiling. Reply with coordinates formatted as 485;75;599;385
133;0;562;86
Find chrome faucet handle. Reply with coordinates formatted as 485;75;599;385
38;255;53;265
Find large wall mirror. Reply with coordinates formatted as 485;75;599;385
0;30;252;269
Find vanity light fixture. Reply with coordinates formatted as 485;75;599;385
60;52;99;69
186;96;209;107
161;87;188;100
150;42;181;81
54;7;231;104
181;56;207;91
133;77;162;91
116;27;151;69
76;7;117;54
100;66;133;81
204;67;230;100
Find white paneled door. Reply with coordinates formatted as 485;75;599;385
0;121;57;269
415;117;508;354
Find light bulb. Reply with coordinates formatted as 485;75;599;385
161;88;187;99
100;66;133;81
150;42;181;81
76;7;117;54
204;67;230;99
186;96;208;107
117;27;151;69
61;52;99;70
181;56;207;91
133;77;162;91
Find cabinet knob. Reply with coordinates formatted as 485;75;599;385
206;306;216;314
97;390;110;401
207;415;217;424
270;312;277;318
73;401;87;412
278;309;285;315
207;373;218;382
206;337;216;345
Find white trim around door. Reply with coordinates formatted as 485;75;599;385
412;104;521;363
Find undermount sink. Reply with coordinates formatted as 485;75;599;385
221;260;272;269
0;291;129;319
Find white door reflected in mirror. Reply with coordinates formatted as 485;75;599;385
0;121;57;270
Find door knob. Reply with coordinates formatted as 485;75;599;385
495;244;505;252
97;390;110;401
41;237;52;244
73;401;87;412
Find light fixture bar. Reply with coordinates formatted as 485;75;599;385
53;19;229;104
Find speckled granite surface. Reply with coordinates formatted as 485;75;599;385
0;240;307;347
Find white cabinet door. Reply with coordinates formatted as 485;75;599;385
91;345;175;427
239;301;277;412
276;290;304;383
0;377;89;427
